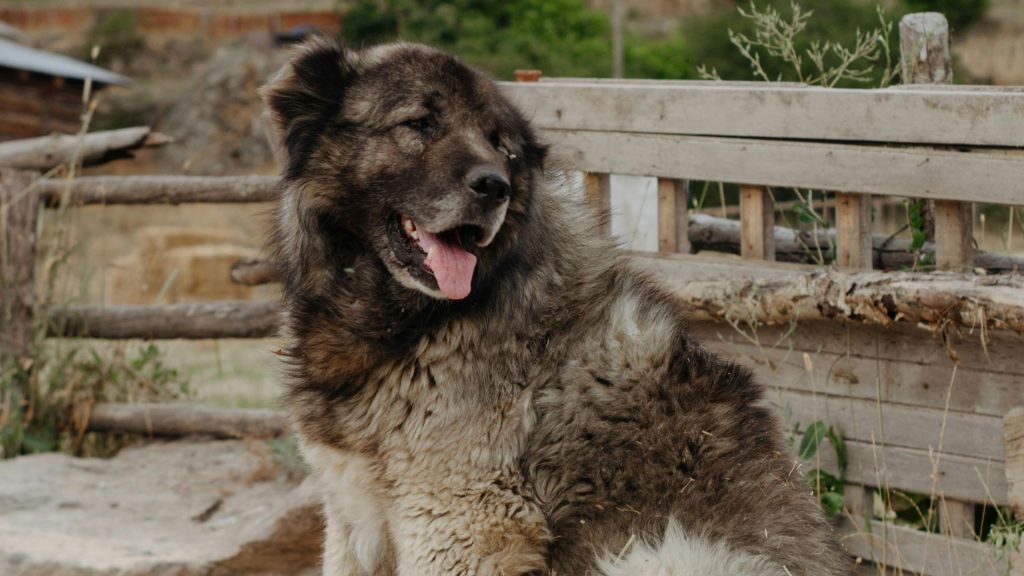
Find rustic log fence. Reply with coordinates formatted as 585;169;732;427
2;12;1024;576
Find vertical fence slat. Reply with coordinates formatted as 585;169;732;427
900;13;974;272
938;499;974;539
584;172;612;235
0;169;39;399
836;192;872;270
844;483;874;521
935;200;974;271
657;178;689;253
739;185;774;260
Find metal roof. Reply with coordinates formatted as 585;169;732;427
0;38;130;85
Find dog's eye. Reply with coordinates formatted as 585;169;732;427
488;130;501;149
401;117;432;133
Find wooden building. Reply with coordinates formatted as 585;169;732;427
0;34;129;141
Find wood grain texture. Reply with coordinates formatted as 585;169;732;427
836;192;872;270
0;127;167;170
541;129;1024;204
583;172;611;235
502;81;1024;147
87;403;288;439
740;185;774;260
840;516;1007;576
656;177;689;253
0;169;39;389
48;301;281;340
934;199;975;271
36;175;279;206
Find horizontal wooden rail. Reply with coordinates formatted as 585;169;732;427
48;301;279;339
543;129;1024;204
87;403;287;438
47;256;1024;340
0;126;169;170
840;516;1008;576
37;175;279;206
502;81;1024;147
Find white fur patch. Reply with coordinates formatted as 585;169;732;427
597;520;787;576
301;442;387;576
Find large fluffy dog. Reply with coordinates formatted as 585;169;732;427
263;38;851;576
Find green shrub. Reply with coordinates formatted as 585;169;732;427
84;9;145;66
903;0;988;29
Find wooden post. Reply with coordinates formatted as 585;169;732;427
739;185;775;260
657;178;690;253
938;499;974;539
0;169;40;399
1003;407;1024;573
900;13;974;271
836;192;872;269
584;172;612;235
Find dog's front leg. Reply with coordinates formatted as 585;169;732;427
389;482;550;576
302;441;393;576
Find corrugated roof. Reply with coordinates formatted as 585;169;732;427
0;38;130;85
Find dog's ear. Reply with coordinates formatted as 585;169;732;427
262;37;355;176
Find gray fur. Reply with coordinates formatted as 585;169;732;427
263;38;852;576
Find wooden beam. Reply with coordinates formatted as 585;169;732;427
740;185;774;260
0;127;169;170
633;252;1024;334
87;403;287;439
840;516;1008;576
656;177;689;253
1004;407;1024;517
540;129;1024;205
938;499;974;539
0;169;39;399
501;81;1024;147
900;13;953;85
36;175;279;206
836;192;872;270
48;301;280;340
934;199;975;271
690;319;1024;418
583;172;611;235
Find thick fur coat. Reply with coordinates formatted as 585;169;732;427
263;38;851;576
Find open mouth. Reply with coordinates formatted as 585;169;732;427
387;214;482;300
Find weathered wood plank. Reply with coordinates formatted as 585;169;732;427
0;127;168;170
0;169;39;397
48;301;280;340
633;253;1024;335
739;185;774;260
772;388;1004;461
840;516;1007;576
934;200;975;271
87;403;287;439
1003;407;1024;516
541;129;1024;205
656;178;689;253
501;81;1024;147
692;320;1024;417
583;172;611;234
938;499;974;539
36;175;279;206
836;192;872;270
900;13;953;85
811;439;1007;505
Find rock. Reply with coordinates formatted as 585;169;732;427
0;440;322;575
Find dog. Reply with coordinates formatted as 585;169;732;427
262;37;851;576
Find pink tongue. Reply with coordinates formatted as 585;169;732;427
417;229;477;300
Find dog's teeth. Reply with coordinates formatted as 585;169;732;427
402;216;417;236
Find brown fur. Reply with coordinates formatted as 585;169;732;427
263;37;851;576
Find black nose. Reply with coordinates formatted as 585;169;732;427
468;169;510;202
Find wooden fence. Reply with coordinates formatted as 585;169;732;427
2;13;1024;576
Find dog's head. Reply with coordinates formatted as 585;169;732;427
263;38;546;302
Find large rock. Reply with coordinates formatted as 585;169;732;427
0;440;322;575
